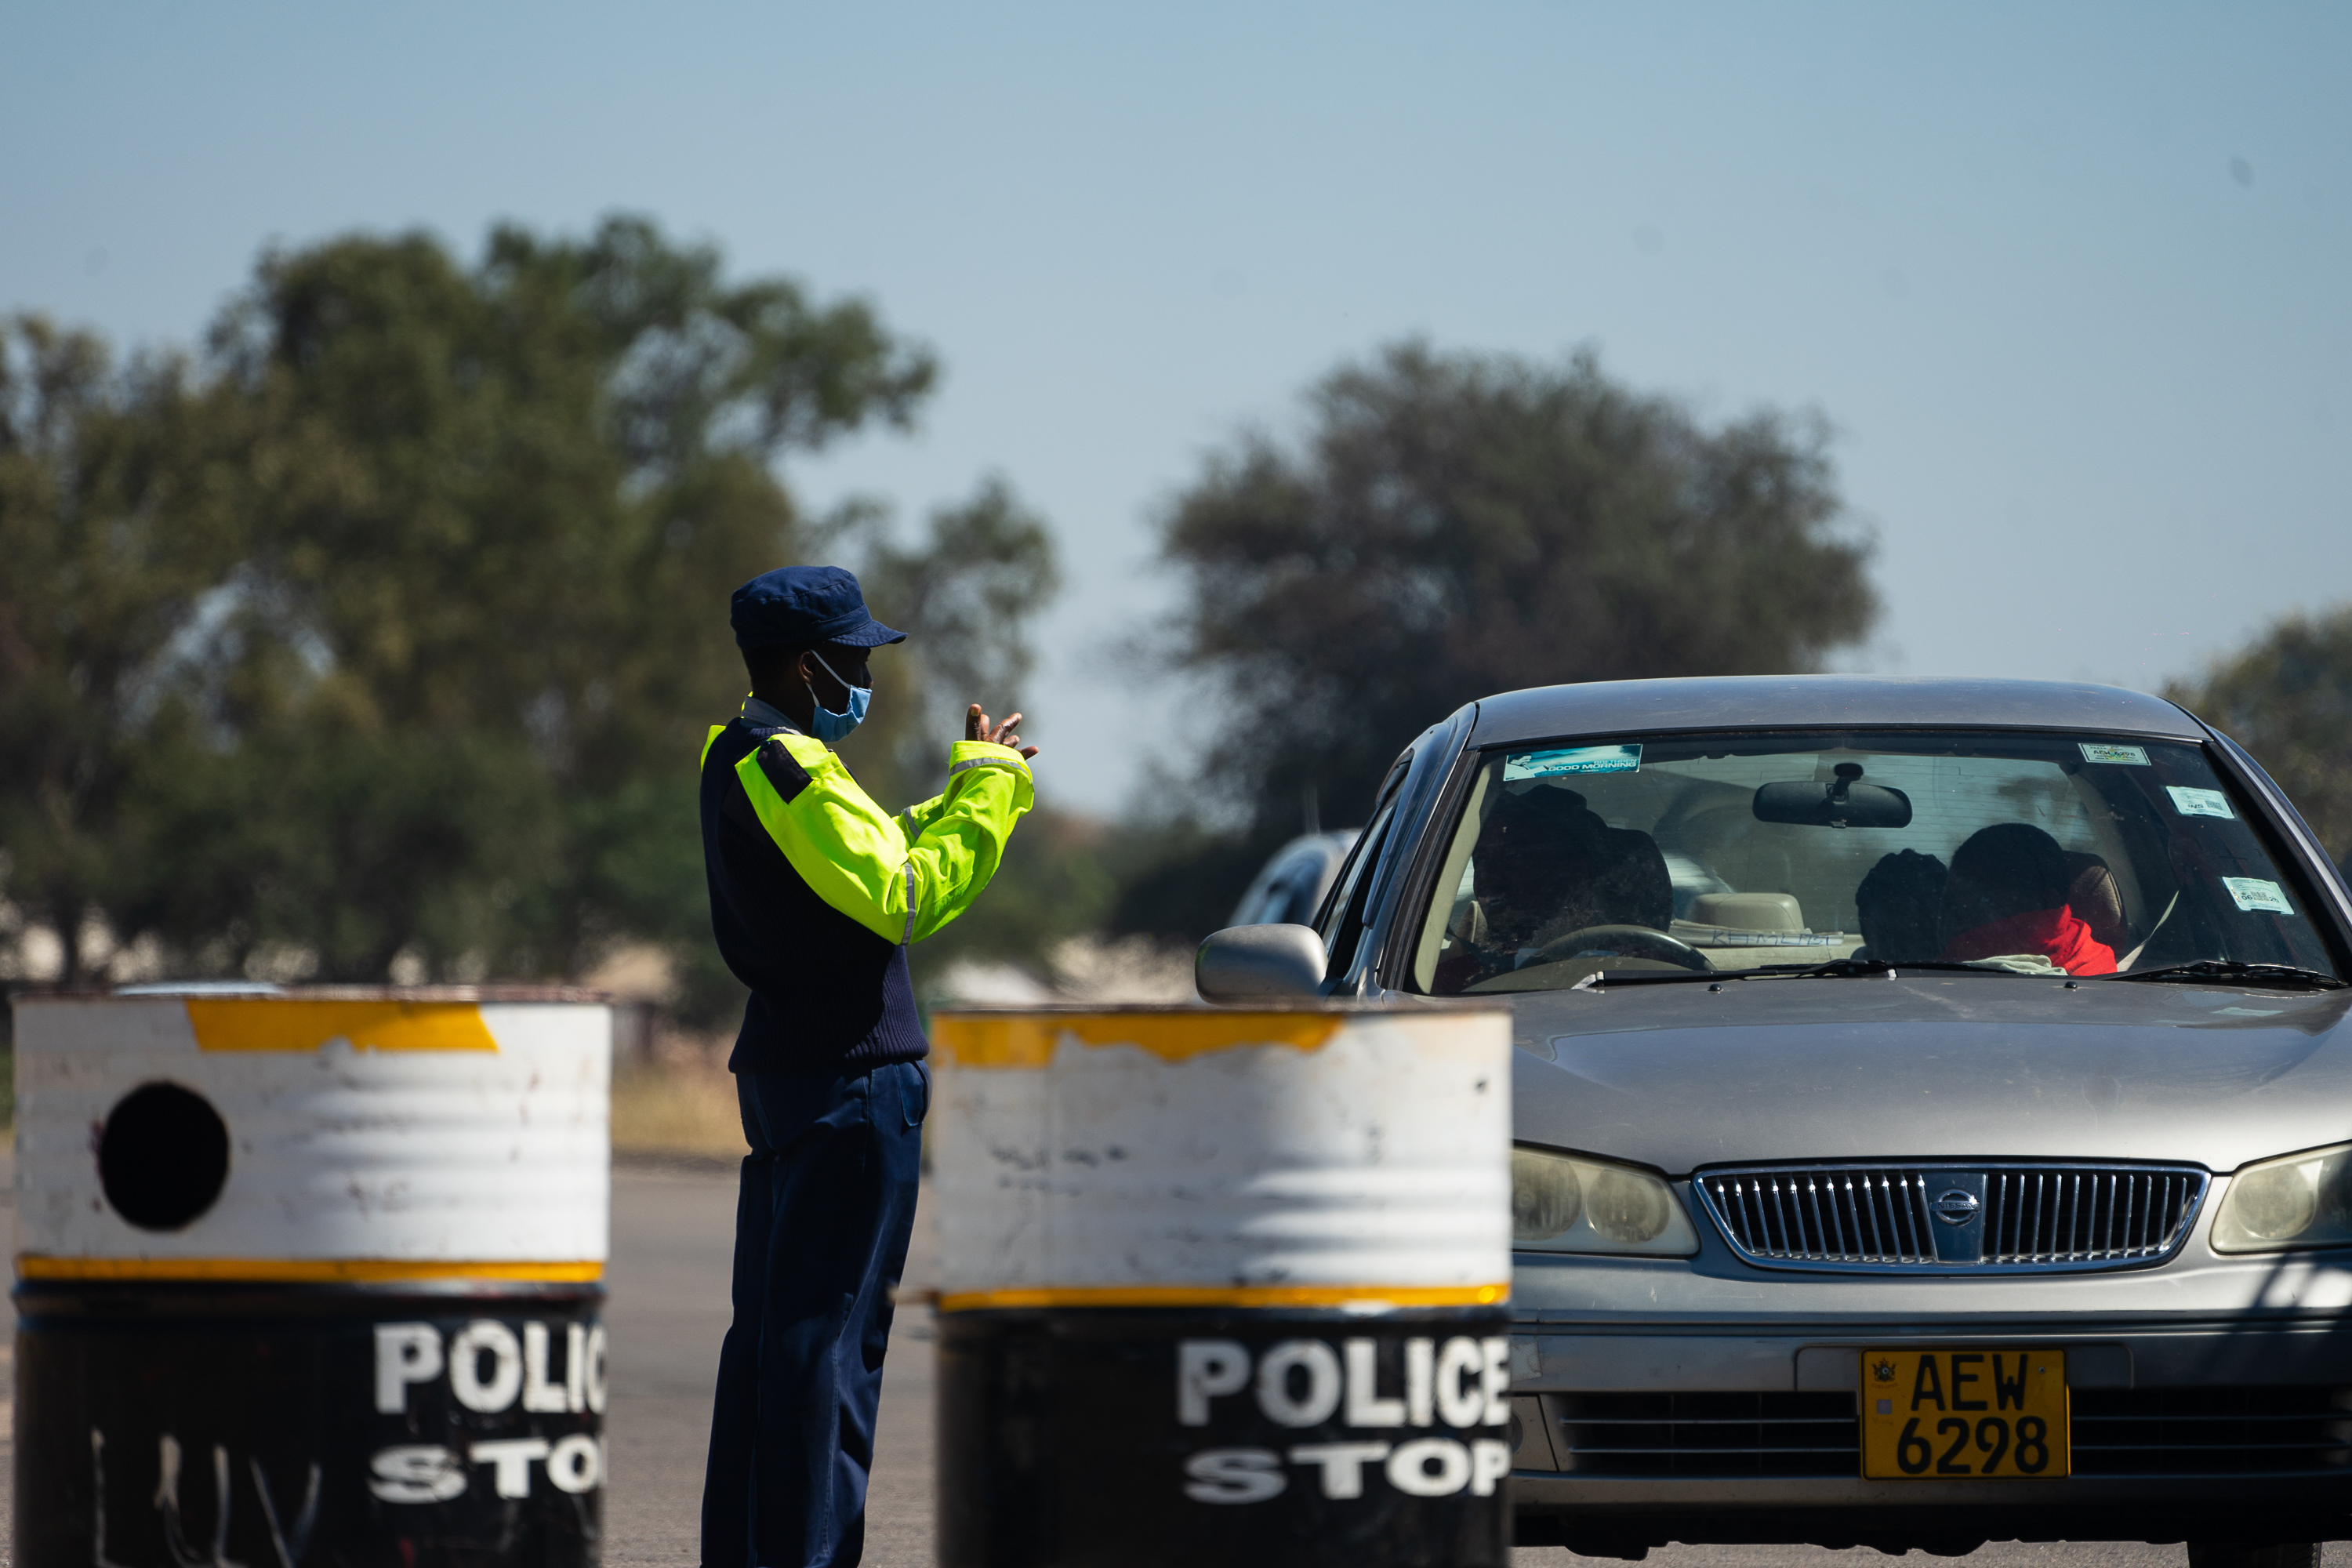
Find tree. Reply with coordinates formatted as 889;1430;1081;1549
0;317;252;982
191;217;940;985
2;217;1078;1001
1120;339;1879;938
2165;608;2352;866
842;477;1061;800
833;481;1113;986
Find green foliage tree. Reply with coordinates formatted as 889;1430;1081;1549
0;317;252;981
2;216;1075;1006
834;481;1117;986
191;217;935;985
842;477;1060;797
1120;339;1879;938
2165;607;2352;866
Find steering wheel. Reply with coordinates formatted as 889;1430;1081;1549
1524;924;1711;973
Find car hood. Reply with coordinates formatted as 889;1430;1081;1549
1506;975;2352;1175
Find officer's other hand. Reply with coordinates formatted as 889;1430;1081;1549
966;703;1042;760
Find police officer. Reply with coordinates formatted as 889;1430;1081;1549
698;564;1036;1568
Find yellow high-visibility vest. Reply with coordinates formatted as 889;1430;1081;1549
702;724;1033;944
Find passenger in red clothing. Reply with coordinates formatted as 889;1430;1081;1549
1938;822;2118;975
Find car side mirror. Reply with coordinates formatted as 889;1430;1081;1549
1196;924;1329;1002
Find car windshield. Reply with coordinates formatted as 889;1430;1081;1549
1410;730;2341;994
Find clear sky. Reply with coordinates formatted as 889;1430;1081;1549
8;2;2347;814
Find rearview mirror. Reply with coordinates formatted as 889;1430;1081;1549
1753;774;1912;829
1196;924;1328;1002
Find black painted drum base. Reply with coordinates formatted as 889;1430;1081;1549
15;1282;607;1568
938;1305;1512;1568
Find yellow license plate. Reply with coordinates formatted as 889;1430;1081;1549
1860;1349;2069;1479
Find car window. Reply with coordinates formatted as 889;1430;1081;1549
1317;800;1396;972
1410;729;2341;994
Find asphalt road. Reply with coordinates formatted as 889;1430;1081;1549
601;1160;2212;1568
603;1156;942;1568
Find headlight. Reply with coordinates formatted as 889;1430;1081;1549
2212;1143;2352;1254
1511;1145;1699;1257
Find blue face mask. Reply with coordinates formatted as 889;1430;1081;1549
805;651;871;743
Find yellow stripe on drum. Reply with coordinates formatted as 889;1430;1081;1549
931;1011;1343;1068
17;1256;603;1283
184;998;499;1054
935;1282;1509;1312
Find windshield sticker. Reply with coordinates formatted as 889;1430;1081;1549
2078;742;2150;767
1504;744;1642;780
2166;786;2236;820
2223;877;2295;916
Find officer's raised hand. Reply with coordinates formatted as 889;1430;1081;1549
967;703;1040;760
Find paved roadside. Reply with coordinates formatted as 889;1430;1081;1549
604;1158;938;1568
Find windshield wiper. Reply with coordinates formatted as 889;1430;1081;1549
1583;957;2350;989
2103;959;2345;990
1567;968;1723;989
1565;957;2022;989
1747;957;2035;980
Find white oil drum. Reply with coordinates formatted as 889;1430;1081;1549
928;1002;1512;1568
10;985;612;1568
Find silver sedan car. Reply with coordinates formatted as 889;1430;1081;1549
1198;676;2352;1566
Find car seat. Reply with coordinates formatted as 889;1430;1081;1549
2061;849;2131;954
1597;827;1675;932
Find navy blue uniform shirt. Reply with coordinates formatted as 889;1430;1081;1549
699;715;927;1074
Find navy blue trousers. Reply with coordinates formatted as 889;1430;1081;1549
701;1061;927;1568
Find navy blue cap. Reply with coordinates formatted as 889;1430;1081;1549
730;565;907;651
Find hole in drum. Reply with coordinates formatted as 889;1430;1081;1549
98;1081;230;1231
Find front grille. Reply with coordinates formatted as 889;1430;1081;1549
1980;1169;2205;1264
2074;1387;2352;1476
1546;1392;1858;1477
1535;1387;2352;1479
1694;1163;2209;1272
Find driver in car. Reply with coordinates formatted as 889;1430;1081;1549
1439;787;1668;987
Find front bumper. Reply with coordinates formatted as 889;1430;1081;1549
1510;1318;2352;1550
1507;1248;2352;1551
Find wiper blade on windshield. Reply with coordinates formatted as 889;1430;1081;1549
1746;956;2038;980
1568;957;2032;990
1568;967;1724;989
2103;959;2346;990
1592;957;2350;989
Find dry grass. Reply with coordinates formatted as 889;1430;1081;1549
610;1037;746;1160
